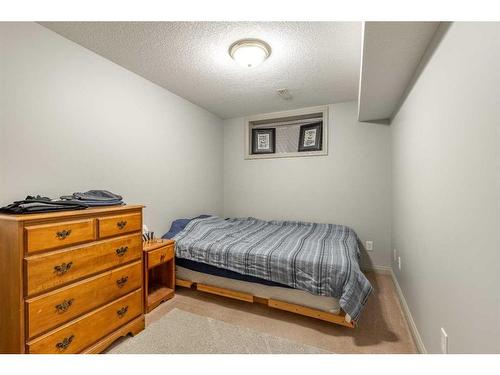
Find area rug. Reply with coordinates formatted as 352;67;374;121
108;308;329;354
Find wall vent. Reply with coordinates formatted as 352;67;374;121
276;88;293;100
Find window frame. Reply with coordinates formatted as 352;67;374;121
244;105;329;160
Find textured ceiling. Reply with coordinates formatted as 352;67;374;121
40;22;362;119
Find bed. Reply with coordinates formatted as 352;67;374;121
163;216;372;328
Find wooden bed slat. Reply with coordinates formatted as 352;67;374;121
196;283;254;303
268;299;355;328
175;279;194;288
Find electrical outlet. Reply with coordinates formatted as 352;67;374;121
398;256;402;271
365;241;373;251
441;328;448;354
393;249;397;262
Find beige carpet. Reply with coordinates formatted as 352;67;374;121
108;308;328;354
145;272;417;354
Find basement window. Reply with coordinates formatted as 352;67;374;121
245;106;328;159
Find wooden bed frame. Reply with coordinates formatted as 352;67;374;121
175;278;355;328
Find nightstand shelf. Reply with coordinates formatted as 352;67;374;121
147;285;174;307
143;239;175;313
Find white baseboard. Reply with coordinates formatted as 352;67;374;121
362;264;392;275
390;269;427;354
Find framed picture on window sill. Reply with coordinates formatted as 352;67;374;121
298;122;322;152
251;128;276;154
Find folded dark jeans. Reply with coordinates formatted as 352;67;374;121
66;190;122;202
0;198;88;214
76;199;123;207
60;190;124;207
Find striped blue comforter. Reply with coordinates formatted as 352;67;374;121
174;216;373;321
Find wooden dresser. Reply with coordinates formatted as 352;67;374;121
0;204;145;354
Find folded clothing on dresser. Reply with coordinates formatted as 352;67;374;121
0;195;88;214
1;190;124;214
60;190;124;207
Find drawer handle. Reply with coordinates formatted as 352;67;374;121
55;298;74;313
56;335;74;351
160;253;166;262
117;220;128;230
116;276;129;288
115;246;128;257
56;229;72;240
54;262;73;275
117;305;129;318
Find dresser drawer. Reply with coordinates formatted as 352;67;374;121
26;261;142;339
98;213;141;238
27;289;142;354
25;219;96;254
147;244;175;269
25;233;142;296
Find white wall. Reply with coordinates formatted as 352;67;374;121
0;22;224;235
391;22;500;353
223;101;392;268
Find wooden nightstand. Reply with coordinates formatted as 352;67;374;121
143;239;175;313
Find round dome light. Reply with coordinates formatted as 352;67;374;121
229;39;271;68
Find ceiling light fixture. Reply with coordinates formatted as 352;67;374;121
229;39;271;68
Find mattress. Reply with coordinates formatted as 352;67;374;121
176;265;342;315
176;257;289;288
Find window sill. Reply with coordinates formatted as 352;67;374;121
245;150;328;160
